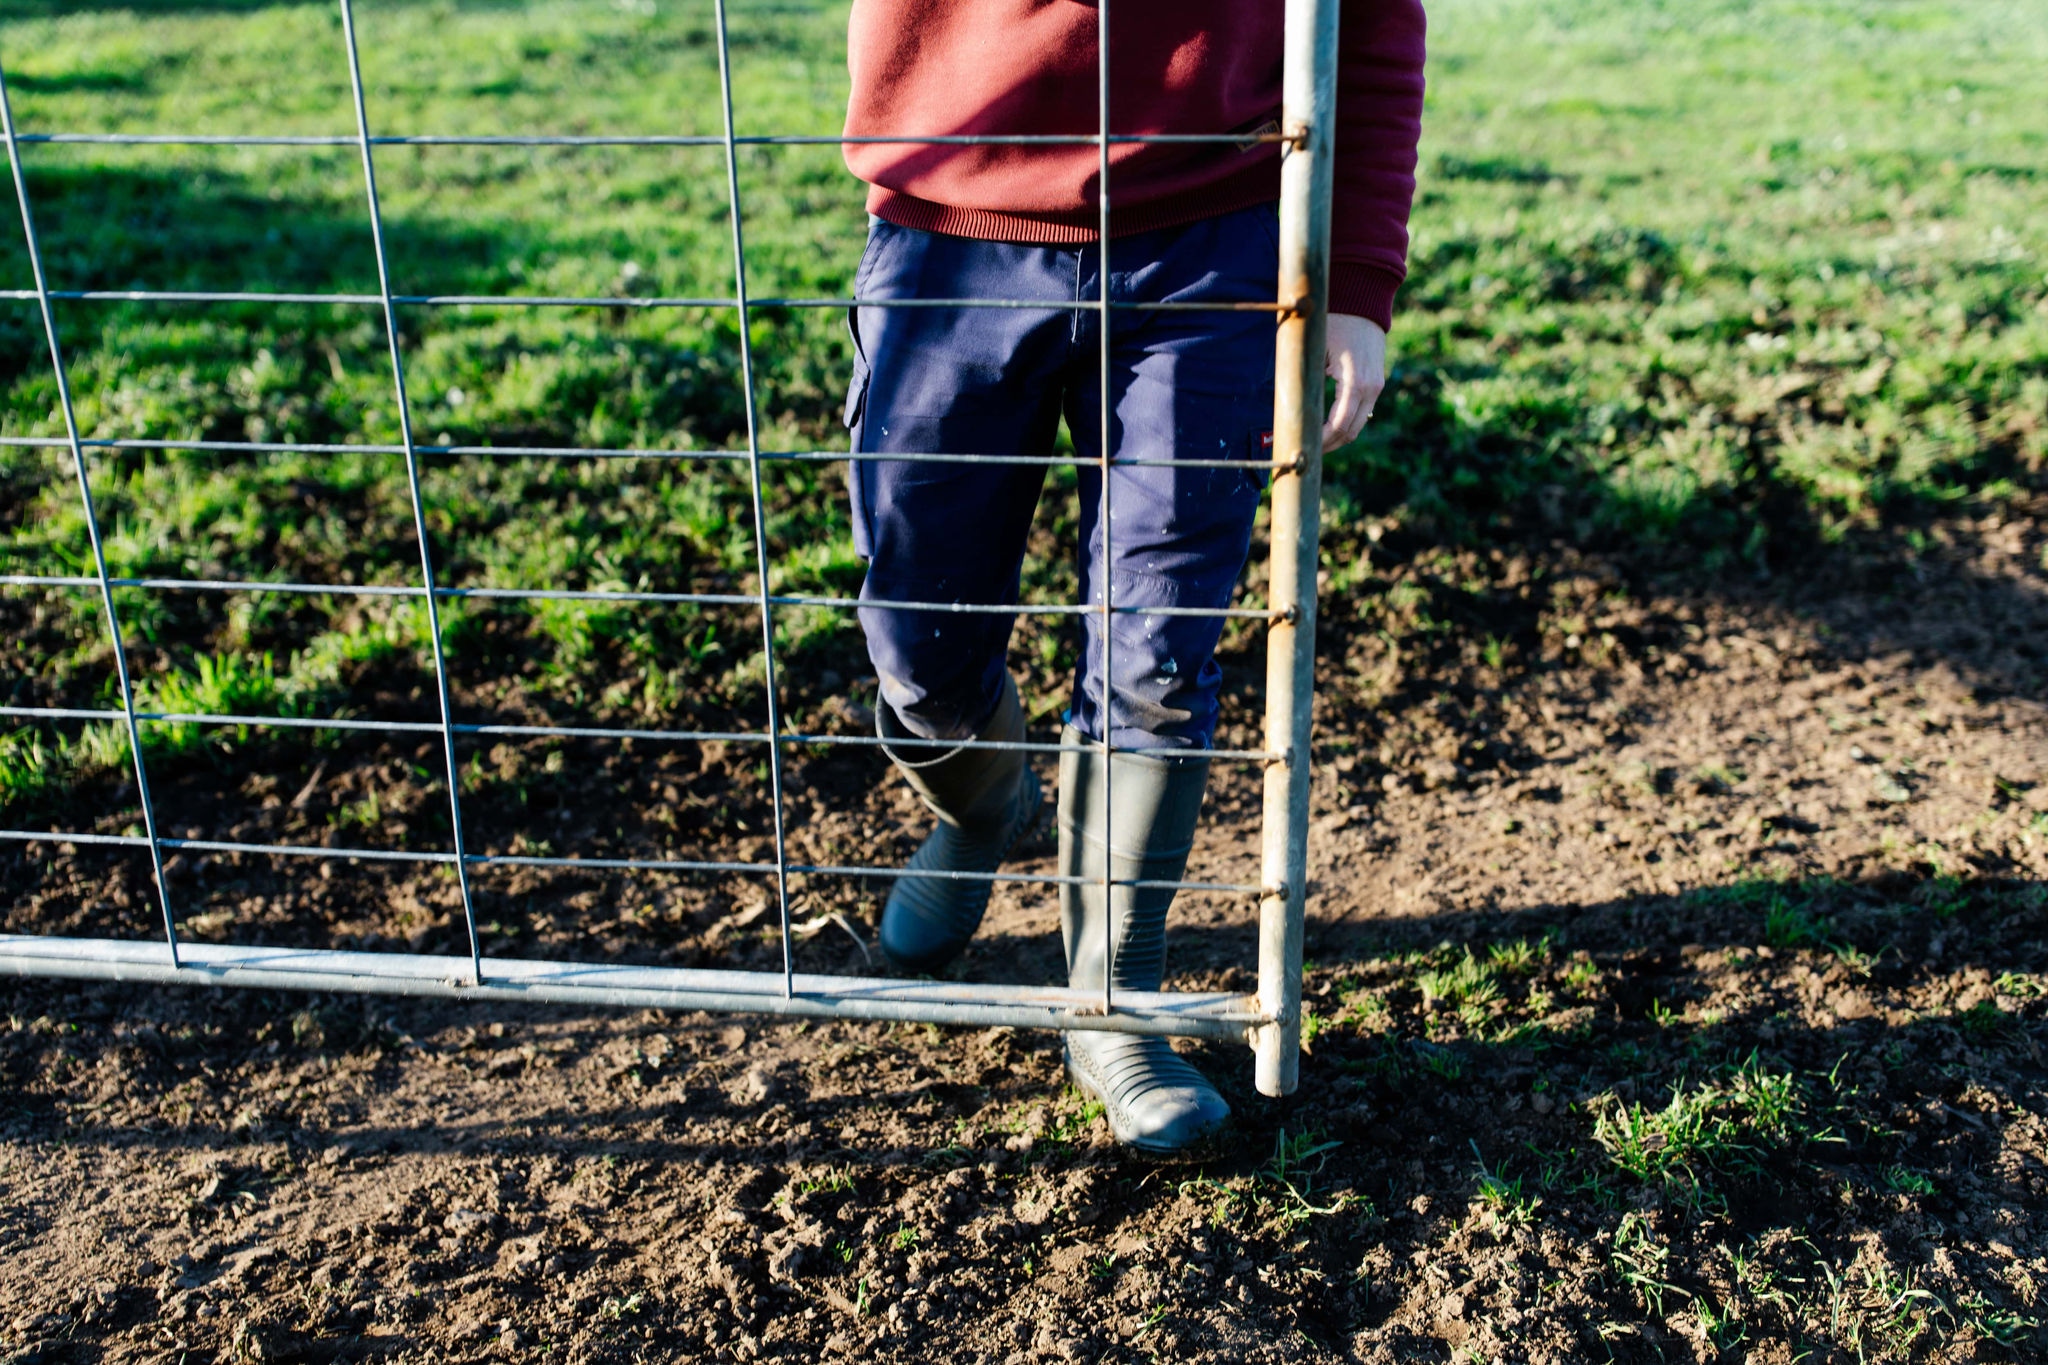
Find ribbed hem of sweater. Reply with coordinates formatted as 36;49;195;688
1329;265;1402;332
867;173;1281;248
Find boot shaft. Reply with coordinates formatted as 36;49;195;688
1057;728;1210;994
879;672;1028;834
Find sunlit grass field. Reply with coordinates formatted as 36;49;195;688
1;0;2044;815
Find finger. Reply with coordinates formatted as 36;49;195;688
1322;352;1360;452
1337;380;1383;447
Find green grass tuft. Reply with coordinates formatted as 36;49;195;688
1590;1053;1816;1205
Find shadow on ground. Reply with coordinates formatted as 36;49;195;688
2;870;2043;1362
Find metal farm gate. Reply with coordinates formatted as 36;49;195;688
0;0;1337;1096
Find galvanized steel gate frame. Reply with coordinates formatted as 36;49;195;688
0;0;1334;1097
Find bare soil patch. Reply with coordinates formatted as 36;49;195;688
4;504;2047;1363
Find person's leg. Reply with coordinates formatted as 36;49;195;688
846;220;1071;972
1056;204;1278;1152
1064;204;1279;752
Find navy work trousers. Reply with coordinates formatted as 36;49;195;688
843;204;1278;752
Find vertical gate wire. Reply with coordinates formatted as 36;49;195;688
338;0;485;984
1096;0;1115;1016
0;62;181;963
713;0;797;999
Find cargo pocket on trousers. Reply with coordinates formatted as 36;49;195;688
843;305;871;432
844;308;874;559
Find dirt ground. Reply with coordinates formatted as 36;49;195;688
4;500;2047;1363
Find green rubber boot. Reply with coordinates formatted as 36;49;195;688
1059;730;1230;1154
877;675;1042;974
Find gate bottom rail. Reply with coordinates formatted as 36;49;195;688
0;935;1265;1041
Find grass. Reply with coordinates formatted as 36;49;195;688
1178;1126;1365;1236
1371;936;1572;1048
1881;1164;1937;1197
1357;0;2048;556
4;0;2046;825
0;0;886;820
1469;1141;1542;1230
792;1167;855;1199
1589;1052;1821;1207
1695;875;1850;952
1417;948;1501;1013
1699;1235;1979;1358
1610;1211;1686;1318
1485;935;1550;976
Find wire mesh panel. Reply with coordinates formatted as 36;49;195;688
0;0;1333;1093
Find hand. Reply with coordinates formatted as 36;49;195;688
1321;312;1386;452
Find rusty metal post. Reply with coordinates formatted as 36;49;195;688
1254;0;1338;1096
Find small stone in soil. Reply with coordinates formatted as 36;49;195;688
445;1208;489;1235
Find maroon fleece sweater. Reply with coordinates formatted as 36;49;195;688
842;0;1428;330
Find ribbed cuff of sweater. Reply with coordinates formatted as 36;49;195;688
1329;264;1403;332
